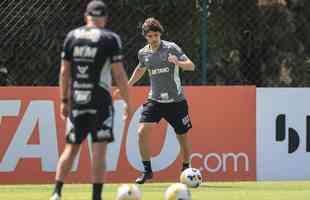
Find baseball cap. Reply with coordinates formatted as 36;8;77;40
85;1;108;17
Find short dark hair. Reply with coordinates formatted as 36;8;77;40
142;17;164;36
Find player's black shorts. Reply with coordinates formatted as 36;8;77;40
139;99;192;134
65;92;114;144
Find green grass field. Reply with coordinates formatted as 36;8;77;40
0;181;309;200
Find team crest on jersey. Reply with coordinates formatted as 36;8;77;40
78;65;88;74
77;65;89;79
159;51;168;61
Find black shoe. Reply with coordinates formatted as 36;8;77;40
135;171;153;184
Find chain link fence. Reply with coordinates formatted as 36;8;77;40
207;0;310;86
0;0;203;86
1;0;310;86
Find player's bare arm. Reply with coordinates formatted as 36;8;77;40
168;54;195;71
112;62;134;118
113;66;145;98
128;66;146;86
59;59;71;119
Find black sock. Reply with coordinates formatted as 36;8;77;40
53;180;63;196
182;162;190;171
142;160;152;173
92;183;103;200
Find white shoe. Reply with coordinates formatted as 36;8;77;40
50;193;61;200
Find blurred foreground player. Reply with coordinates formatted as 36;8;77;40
50;1;132;200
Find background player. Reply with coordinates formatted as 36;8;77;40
117;17;195;184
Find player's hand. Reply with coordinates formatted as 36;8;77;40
60;102;69;120
168;53;179;65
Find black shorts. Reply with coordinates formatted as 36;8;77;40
139;99;192;134
65;96;114;144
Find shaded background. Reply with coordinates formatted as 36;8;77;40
1;0;310;86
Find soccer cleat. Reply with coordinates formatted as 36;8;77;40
135;171;153;184
50;193;61;200
181;165;190;172
181;162;190;172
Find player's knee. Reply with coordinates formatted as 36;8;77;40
138;124;148;136
176;133;187;140
66;153;77;162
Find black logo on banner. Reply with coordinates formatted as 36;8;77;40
276;114;310;153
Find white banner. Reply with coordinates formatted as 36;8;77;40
257;88;310;180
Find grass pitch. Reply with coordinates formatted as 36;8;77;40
0;181;309;200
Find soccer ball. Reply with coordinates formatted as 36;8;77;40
165;183;191;200
180;168;203;188
116;184;141;200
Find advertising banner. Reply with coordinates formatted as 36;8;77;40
0;86;256;184
257;88;310;180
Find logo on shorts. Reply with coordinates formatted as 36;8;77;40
69;133;76;143
182;115;190;126
97;129;111;140
103;116;113;128
160;93;169;100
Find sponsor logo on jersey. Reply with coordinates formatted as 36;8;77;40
73;81;94;89
74;29;101;42
72;109;97;117
73;90;92;105
150;67;170;75
73;46;98;58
